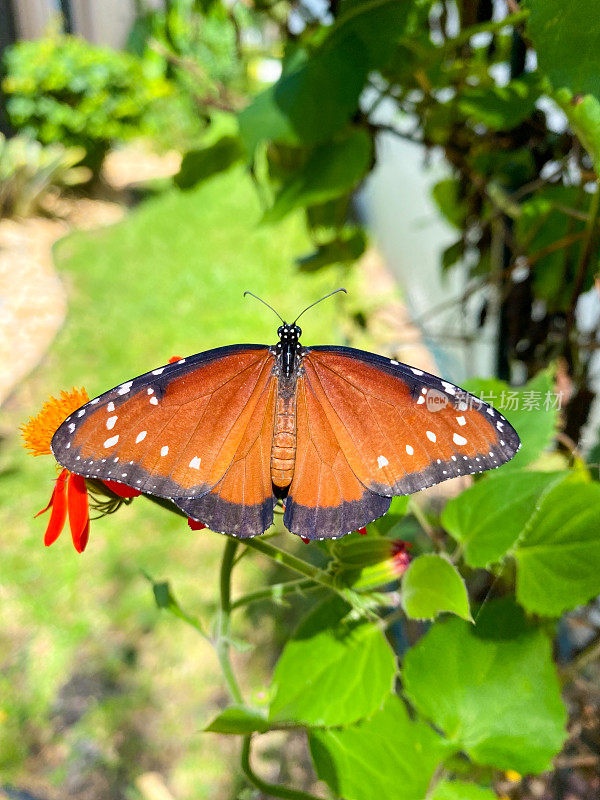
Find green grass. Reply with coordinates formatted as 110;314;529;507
0;167;345;797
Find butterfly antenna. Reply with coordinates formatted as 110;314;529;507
243;291;285;323
293;288;347;325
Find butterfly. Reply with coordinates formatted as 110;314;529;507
51;290;520;540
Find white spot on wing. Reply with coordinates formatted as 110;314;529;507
417;396;425;405
426;430;436;442
91;398;99;404
152;368;164;375
136;431;147;444
106;415;117;430
77;409;85;417
147;387;154;395
377;455;389;469
441;381;455;395
150;397;159;406
104;435;119;448
68;423;75;433
456;415;466;426
406;445;414;455
189;456;201;469
107;401;115;412
390;359;399;365
453;433;467;446
160;445;169;457
411;367;424;375
118;381;133;395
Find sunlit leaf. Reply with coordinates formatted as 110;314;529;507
262;130;371;224
515;479;600;616
403;600;567;773
430;780;498;800
238;0;410;150
309;694;449;800
442;470;569;568
204;706;269;734
401;554;472;621
269;596;396;727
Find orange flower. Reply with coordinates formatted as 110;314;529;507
22;387;140;552
21;387;89;457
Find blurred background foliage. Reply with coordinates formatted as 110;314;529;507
2;0;600;799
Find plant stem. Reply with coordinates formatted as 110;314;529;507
409;498;444;551
243;537;339;591
241;736;323;800
216;538;244;704
231;577;320;609
569;185;600;315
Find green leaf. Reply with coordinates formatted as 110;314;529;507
204;706;269;735
144;574;208;638
463;370;557;471
432;178;468;228
430;780;498;800
175;136;245;190
441;239;464;271
238;0;410;150
515;479;600;616
442;470;569;568
555;89;600;174
309;694;449;800
528;0;600;102
515;185;588;311
269;595;396;727
262;130;371;224
403;601;567;773
238;85;299;154
296;229;367;272
458;73;542;130
401;554;472;621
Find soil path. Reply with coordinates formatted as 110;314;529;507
0;146;180;406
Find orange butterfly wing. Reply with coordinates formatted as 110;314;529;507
283;372;390;539
174;374;278;537
303;347;520;496
284;346;520;539
52;346;276;506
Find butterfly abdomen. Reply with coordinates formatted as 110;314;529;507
271;392;296;488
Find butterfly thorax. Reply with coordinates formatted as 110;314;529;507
270;323;304;488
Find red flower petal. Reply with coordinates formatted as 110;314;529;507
169;355;183;363
357;527;367;536
187;517;207;531
36;468;69;547
67;472;90;553
102;479;141;498
301;537;310;544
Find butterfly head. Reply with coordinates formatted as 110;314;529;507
277;323;302;344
